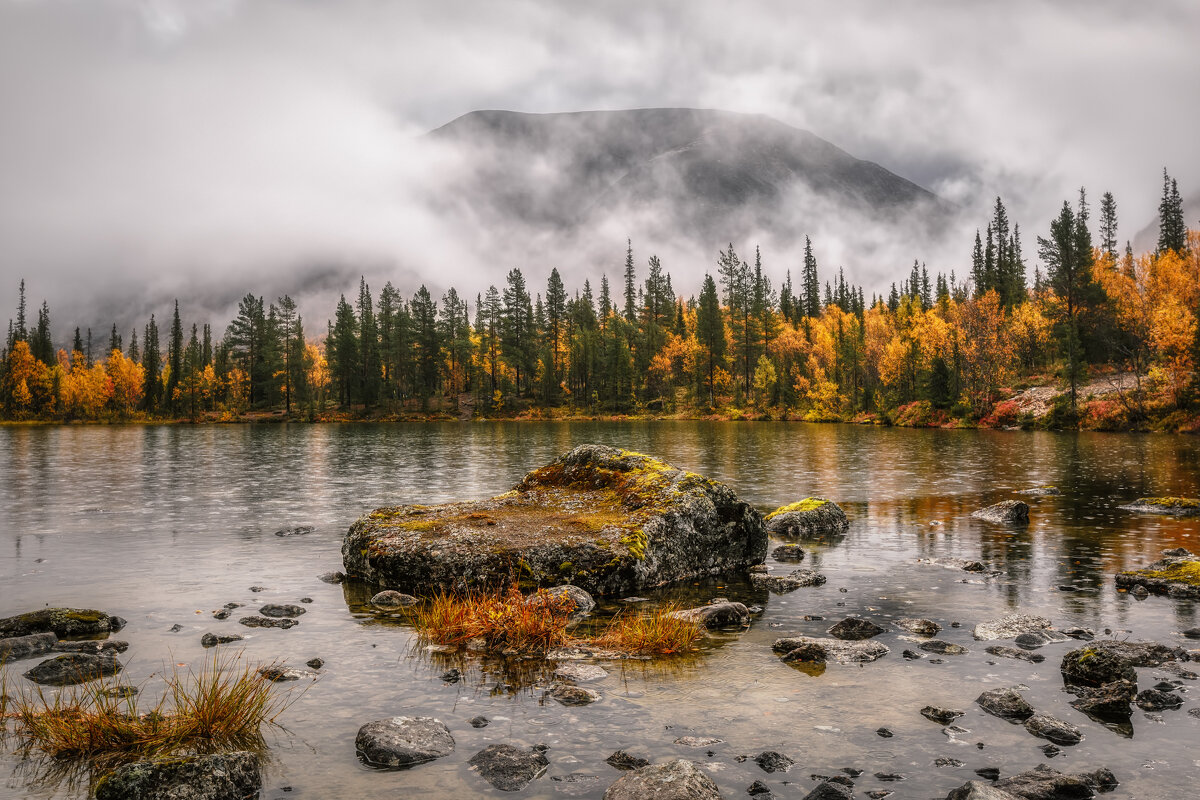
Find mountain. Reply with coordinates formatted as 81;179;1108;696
426;108;948;248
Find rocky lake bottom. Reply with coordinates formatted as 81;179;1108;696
2;422;1199;798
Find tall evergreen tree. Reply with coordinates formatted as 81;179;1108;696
622;239;638;324
801;236;820;317
1157;168;1187;254
695;273;725;406
277;294;298;414
356;279;380;408
166;300;184;410
327;295;359;407
142;314;161;411
411;285;440;401
1099;191;1118;260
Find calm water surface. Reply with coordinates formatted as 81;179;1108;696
2;423;1199;799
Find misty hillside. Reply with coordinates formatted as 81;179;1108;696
427;108;947;245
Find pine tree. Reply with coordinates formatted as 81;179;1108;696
971;230;985;295
277;294;298;414
327;295;359;407
411;285;440;402
545;268;566;379
695;273;725;406
1157;168;1187;254
109;324;122;355
1037;194;1095;409
622;239;637;324
501;268;533;395
142;314;161;411
1099;191;1118;259
356;279;380;408
801;236;820;317
166;300;184;410
127;328;139;363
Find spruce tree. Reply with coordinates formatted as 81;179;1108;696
622;239;637;324
1099;191;1118;259
1157;168;1187;254
166;300;184;410
142;314;161;411
801;237;820;317
696;273;725;406
277;294;298;413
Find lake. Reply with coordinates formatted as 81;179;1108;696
2;422;1199;799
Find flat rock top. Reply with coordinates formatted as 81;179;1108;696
352;446;722;556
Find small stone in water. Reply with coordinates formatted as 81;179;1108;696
876;727;894;738
306;658;324;670
606;750;650;771
441;668;462;684
469;716;490;728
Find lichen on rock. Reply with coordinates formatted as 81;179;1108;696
342;444;767;597
764;498;849;536
1115;549;1200;598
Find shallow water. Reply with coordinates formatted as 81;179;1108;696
1;422;1199;799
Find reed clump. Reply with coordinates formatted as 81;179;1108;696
8;652;299;771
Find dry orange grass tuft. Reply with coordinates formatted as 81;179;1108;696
409;589;702;656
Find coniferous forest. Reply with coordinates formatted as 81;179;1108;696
2;171;1197;431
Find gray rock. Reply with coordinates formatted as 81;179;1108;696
94;751;260;800
673;735;723;747
344;445;768;597
801;781;853;800
973;614;1052;641
921;706;964;725
1017;487;1061;497
23;652;122;685
771;544;806;561
553;663;608;682
0;632;57;662
945;782;1025;799
603;759;722;800
777;641;827;664
470;744;550;791
1118;498;1200;517
985;645;1045;663
527;584;596;613
318;571;345;584
1060;645;1137;688
895;618;941;636
1014;630;1069;649
259;604;306;618
755;750;795;773
1130;585;1149;599
921;640;968;655
992;764;1117;799
469;716;489;728
971;500;1029;524
828;617;885;640
671;601;750;629
606;750;650;771
52;640;129;655
751;569;827;593
306;658;324;670
1068;681;1135;720
200;632;244;648
774;636;888;663
765;499;849;536
275;525;314;537
370;590;419;608
1023;713;1082;745
548;683;601;706
748;779;772;796
0;608;123;638
355;716;455;768
1135;688;1183;710
1182;627;1200;639
1060;627;1094;640
238;616;297;629
922;557;989;573
936;757;966;767
1082;639;1186;666
258;666;317;682
976;687;1034;722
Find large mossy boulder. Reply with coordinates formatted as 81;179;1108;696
1118;497;1200;517
1115;549;1200;599
764;498;848;536
342;445;767;597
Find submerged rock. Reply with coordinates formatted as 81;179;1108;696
774;636;889;663
0;632;57;662
670;601;750;629
751;569;827;593
469;744;550;791
771;544;806;561
1118;498;1200;517
275;525;314;537
553;663;608;683
992;764;1116;799
921;706;964;725
920;640;968;655
828;617;885;640
921;557;989;573
1023;713;1082;745
973;614;1052;641
894;618;941;636
548;684;602;706
1018;486;1062;497
94;751;260;800
985;645;1045;663
355;716;455;768
258;666;317;682
238;616;297;629
1115;549;1200;599
0;607;124;638
23;652;122;685
343;445;767;597
976;687;1034;722
755;750;795;773
1135;688;1183;711
370;590;419;608
603;759;722;800
945;781;1025;799
200;632;244;648
606;750;650;771
259;603;306;618
1013;630;1069;649
970;500;1029;524
52;640;129;655
764;498;849;536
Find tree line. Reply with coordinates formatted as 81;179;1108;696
2;169;1196;429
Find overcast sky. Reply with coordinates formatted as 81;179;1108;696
1;0;1197;338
